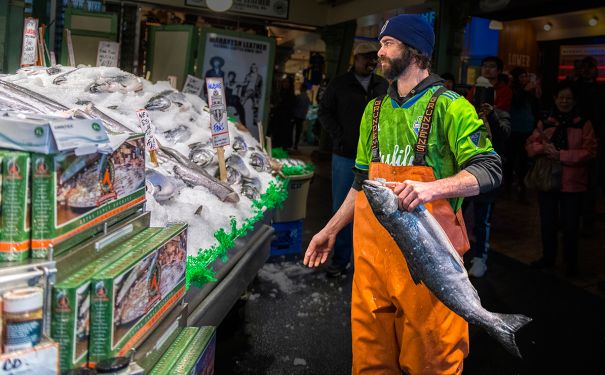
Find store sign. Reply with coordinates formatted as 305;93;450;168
206;77;230;148
560;45;605;56
20;17;39;67
182;75;204;96
96;41;120;67
200;29;274;141
559;44;605;82
186;0;289;19
507;53;530;68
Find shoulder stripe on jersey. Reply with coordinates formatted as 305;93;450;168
355;163;369;171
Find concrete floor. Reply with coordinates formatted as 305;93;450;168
215;146;605;374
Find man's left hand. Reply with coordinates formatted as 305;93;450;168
392;180;435;212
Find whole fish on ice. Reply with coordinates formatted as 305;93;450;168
146;170;182;202
88;74;143;93
145;90;189;111
362;180;532;358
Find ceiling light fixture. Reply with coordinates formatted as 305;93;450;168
543;22;552;31
488;20;504;30
588;17;598;27
206;0;233;12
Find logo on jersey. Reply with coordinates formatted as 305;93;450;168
380;20;389;36
469;130;486;148
412;115;423;135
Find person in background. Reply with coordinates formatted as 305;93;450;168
506;67;539;201
463;56;512;278
267;76;296;149
292;84;311;150
306;14;501;373
526;81;597;276
318;41;388;277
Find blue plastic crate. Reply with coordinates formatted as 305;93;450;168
271;220;303;256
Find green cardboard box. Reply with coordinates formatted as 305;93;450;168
149;327;199;375
171;326;216;375
31;134;146;258
89;224;188;363
51;227;162;371
0;151;31;261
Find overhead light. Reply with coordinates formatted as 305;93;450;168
588;17;598;27
543;22;552;31
206;0;233;12
488;20;504;30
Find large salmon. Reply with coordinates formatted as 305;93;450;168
362;180;532;357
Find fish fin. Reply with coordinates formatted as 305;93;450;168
487;313;533;358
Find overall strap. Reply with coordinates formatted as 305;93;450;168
371;95;386;162
413;86;447;166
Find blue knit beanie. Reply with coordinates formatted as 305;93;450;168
378;14;435;57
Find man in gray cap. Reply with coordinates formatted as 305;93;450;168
306;14;508;374
318;41;388;277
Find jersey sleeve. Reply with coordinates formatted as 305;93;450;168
443;97;496;166
354;100;376;171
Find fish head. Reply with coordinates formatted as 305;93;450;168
362;180;399;218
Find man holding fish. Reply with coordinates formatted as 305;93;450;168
304;14;509;375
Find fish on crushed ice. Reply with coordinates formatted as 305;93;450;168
146;170;182;202
241;177;261;200
52;67;81;85
232;136;249;155
249;152;272;173
46;66;62;75
173;163;239;203
145;90;189;111
226;154;251;179
88;74;143;93
189;146;215;167
163;125;192;144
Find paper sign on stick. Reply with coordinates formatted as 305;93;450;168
206;77;230;148
96;41;120;67
136;109;159;166
20;18;39;67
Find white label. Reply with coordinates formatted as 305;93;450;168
96;41;120;67
136;110;159;151
20;18;39;67
206;77;230;148
182;74;204;96
49;119;109;151
65;29;75;67
0;341;58;375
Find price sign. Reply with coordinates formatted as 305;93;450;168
136;109;159;165
20;18;39;67
96;41;120;67
205;77;230;148
182;74;204;96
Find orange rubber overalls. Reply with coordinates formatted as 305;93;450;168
351;88;471;375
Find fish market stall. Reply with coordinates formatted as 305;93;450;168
0;65;289;373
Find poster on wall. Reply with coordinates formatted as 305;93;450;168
199;28;275;142
559;45;605;82
186;0;289;19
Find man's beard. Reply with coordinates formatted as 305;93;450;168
382;48;413;80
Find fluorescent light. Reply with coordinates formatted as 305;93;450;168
207;0;233;12
588;17;598;27
543;22;552;31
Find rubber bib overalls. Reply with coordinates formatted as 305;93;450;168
351;88;471;375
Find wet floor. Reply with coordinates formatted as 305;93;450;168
215;146;605;375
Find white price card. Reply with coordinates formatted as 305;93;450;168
182;74;204;96
136;109;159;151
206;77;230;148
96;41;120;67
20;18;39;67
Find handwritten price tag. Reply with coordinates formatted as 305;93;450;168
96;41;120;67
20;18;39;67
136;110;159;151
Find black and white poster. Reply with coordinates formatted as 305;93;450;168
200;29;275;142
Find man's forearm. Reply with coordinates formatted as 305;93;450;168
324;188;357;234
429;170;480;200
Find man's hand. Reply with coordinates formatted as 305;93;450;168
392;180;436;212
303;229;336;268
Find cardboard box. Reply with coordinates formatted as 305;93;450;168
0;338;59;375
31;134;146;257
0;151;31;261
89;224;188;363
148;327;199;375
171;327;216;375
52;227;162;371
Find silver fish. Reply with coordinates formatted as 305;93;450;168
362;180;532;358
189;146;215;167
194;205;204;216
241;177;261;200
223;166;242;185
88;74;143;93
249;152;271;173
80;104;134;133
226;154;251;178
145;90;188;111
53;67;81;85
146;170;181;202
46;66;62;75
232;136;248;155
163;125;191;144
173;163;239;203
0;79;67;113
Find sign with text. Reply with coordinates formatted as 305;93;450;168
20;17;39;67
182;74;204;96
206;77;230;148
186;0;289;19
135;110;159;151
96;41;120;67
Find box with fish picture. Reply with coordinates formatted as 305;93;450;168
0;151;31;262
31;133;146;258
51;227;163;371
89;223;188;363
150;326;216;375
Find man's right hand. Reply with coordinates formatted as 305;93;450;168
303;229;336;268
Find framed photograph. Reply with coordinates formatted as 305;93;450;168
198;28;276;142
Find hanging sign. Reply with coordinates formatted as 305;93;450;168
96;41;120;67
206;77;230;148
20;18;39;67
182;75;204;96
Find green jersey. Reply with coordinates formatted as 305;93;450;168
355;85;495;211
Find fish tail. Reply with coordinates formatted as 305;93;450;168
488;313;532;358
